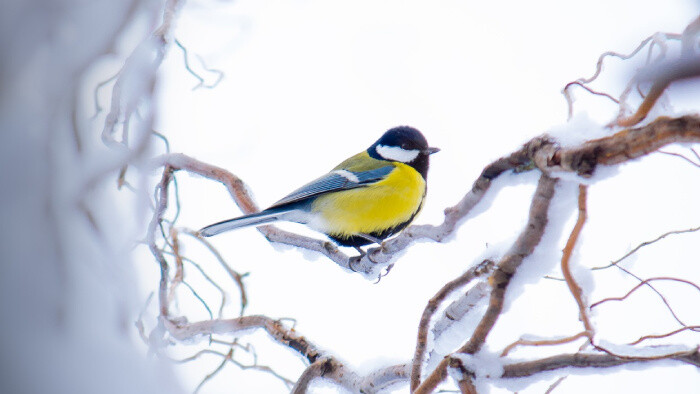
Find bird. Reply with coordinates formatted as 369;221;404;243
199;126;439;253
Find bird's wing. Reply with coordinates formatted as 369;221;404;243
268;164;394;208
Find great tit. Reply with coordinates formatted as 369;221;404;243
199;126;439;250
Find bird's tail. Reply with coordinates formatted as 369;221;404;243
199;209;286;237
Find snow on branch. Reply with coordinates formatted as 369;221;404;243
152;115;700;281
131;13;700;394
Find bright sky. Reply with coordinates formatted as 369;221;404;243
146;1;700;392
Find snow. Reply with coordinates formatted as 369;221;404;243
453;347;505;379
545;112;612;148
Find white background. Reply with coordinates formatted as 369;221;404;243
129;1;700;392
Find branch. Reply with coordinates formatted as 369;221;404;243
149;166;173;317
615;15;700;127
561;31;682;119
501;349;700;378
414;174;558;393
180;228;249;316
591;276;700;309
164;316;410;393
534;115;700;176
560;185;594;336
165;315;323;363
615;54;700;127
410;260;495;391
501;332;590;357
593;225;700;270
150;114;700;284
629;326;700;346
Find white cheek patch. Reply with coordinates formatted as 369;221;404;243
375;144;420;163
333;169;360;183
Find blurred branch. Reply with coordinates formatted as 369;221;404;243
149;166;174;317
164;316;409;393
180;228;249;316
194;348;231;394
160;249;228;318
101;0;183;148
173;347;295;390
174;39;225;90
562;30;682;120
657;148;700;168
615;54;700;127
615;15;700;127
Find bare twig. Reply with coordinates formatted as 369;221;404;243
92;71;120;118
160;249;228;318
194;348;232;394
561;31;682;119
149;166;174;317
500;331;590;357
544;376;567;394
657;149;700;168
560;185;594;336
612;264;698;332
181;280;214;320
628;326;700;346
172;347;295;388
180;228;249;315
168;228;184;305
615;54;700;127
591;276;700;309
174;39;225;90
593;225;700;270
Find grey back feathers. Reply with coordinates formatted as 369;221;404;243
268;165;394;208
199;165;394;237
199;209;289;237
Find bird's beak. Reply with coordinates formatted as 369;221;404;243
423;147;440;155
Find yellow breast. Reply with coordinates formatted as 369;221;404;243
310;162;426;237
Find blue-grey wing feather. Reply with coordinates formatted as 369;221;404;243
269;166;394;208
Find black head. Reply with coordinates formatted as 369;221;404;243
368;126;439;179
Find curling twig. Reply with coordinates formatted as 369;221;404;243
591;276;700;309
500;331;590;357
560;184;594;336
593;225;700;270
